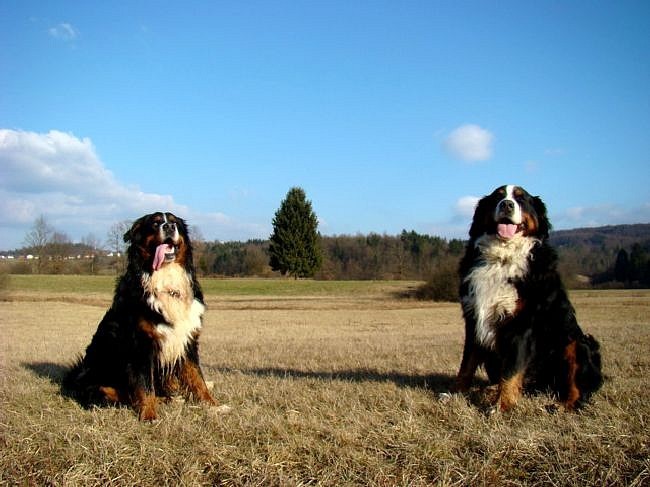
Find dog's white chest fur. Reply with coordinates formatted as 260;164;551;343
462;235;537;349
142;263;205;368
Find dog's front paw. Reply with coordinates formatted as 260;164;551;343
135;393;158;421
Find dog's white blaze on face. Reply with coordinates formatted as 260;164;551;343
158;212;180;244
158;213;168;241
494;184;523;225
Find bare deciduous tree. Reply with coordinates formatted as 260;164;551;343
107;220;131;274
23;215;53;273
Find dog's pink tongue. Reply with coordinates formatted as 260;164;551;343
497;223;519;239
152;244;172;271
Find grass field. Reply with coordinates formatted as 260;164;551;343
1;276;649;486
3;274;419;296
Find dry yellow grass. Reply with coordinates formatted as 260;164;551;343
1;282;649;486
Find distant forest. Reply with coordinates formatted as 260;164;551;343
197;231;466;281
549;224;650;288
195;224;650;290
3;224;650;290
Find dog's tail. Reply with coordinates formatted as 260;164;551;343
60;355;96;406
575;334;604;405
61;355;83;388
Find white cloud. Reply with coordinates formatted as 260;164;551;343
558;205;630;228
0;130;175;214
48;23;78;41
0;129;265;249
2;130;113;194
189;211;269;242
454;196;480;219
420;195;480;240
551;203;650;231
443;124;494;162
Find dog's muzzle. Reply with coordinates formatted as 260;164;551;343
159;222;179;245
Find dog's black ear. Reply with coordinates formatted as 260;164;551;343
532;196;551;239
123;215;149;244
468;194;494;239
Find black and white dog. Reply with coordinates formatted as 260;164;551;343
455;185;603;411
64;212;216;420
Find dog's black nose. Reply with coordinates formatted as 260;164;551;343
162;222;176;234
499;200;515;214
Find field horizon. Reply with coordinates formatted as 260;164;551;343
1;277;648;485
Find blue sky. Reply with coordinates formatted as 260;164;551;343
1;1;649;250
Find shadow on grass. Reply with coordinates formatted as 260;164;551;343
25;361;497;411
389;286;427;301
216;366;463;393
22;361;84;403
390;285;460;304
22;361;68;384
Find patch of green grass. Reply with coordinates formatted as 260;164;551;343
200;278;418;296
6;274;420;298
6;274;116;293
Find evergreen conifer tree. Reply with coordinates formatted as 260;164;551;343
269;187;322;278
614;248;629;283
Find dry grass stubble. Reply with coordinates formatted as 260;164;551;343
1;285;649;486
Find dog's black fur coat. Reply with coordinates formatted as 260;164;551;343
63;212;215;420
455;185;603;410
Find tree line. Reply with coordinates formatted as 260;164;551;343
5;219;650;291
196;231;465;281
6;225;648;285
592;244;650;288
3;188;649;293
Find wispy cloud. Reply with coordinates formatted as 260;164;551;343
443;124;494;162
524;160;539;173
0;129;265;248
48;23;78;41
454;195;480;220
0;129;183;229
544;147;565;157
420;195;480;240
555;203;650;230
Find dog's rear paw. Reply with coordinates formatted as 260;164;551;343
438;392;454;403
545;403;560;414
214;404;233;414
206;404;233;419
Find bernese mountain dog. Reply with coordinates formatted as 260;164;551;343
63;212;216;420
455;185;603;411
